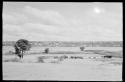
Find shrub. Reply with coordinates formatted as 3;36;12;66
80;46;85;51
37;57;44;63
44;48;49;54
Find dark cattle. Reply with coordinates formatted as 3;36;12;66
77;56;83;59
103;55;112;58
70;56;75;59
62;55;68;59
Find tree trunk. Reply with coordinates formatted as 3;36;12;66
21;50;24;59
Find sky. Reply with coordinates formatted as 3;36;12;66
3;2;123;41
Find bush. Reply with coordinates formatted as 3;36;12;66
44;48;49;54
80;46;85;51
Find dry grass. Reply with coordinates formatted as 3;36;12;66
2;46;122;65
3;57;20;62
84;50;123;58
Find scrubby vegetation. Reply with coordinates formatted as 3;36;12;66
3;58;20;62
3;41;123;47
80;46;85;51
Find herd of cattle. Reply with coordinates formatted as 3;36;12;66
14;47;112;60
43;48;112;59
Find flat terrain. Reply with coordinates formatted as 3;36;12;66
2;46;123;81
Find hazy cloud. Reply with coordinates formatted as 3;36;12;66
23;6;70;26
3;2;122;41
3;13;29;25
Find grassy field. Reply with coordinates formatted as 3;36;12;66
3;46;123;57
2;46;123;81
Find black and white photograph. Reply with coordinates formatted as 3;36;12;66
2;2;123;81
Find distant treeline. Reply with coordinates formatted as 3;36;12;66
2;41;123;47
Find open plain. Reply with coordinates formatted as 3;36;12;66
2;46;123;81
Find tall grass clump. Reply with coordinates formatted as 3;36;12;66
3;58;20;62
37;56;44;63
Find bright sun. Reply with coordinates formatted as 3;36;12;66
94;7;101;14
